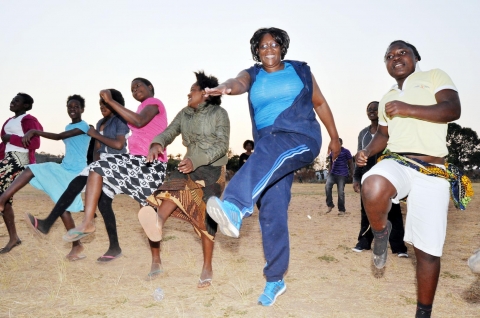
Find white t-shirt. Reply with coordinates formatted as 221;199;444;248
4;114;28;153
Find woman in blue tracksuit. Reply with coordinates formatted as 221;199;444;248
205;27;341;306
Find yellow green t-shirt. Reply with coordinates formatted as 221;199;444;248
378;69;457;157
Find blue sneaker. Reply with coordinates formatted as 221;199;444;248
258;280;286;306
206;197;242;238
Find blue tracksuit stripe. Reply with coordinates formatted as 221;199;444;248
252;144;309;200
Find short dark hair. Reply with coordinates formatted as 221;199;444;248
243;139;254;150
386;40;421;61
194;70;221;106
366;101;379;110
67;94;85;108
339;138;343;145
17;93;34;111
132;77;155;95
250;27;290;62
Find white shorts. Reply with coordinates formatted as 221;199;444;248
362;159;450;257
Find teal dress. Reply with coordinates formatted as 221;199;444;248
28;121;90;212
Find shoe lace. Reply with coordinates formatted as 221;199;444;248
264;281;283;297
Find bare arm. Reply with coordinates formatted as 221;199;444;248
100;90;159;128
87;127;126;150
347;158;354;176
355;125;389;167
22;128;85;147
204;70;251;97
385;89;460;123
311;74;341;160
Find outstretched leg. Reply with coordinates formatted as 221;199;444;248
207;129;319;238
35;176;88;233
0;168;34;212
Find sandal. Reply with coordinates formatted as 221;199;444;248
97;253;122;263
24;213;46;237
198;278;212;289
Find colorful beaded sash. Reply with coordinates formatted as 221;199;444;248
378;150;473;210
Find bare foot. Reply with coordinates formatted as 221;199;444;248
66;244;86;261
146;263;163;281
198;269;213;288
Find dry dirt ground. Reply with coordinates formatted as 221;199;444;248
1;183;480;317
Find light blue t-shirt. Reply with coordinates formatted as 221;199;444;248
250;62;304;130
61;120;90;173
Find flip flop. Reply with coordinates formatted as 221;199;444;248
96;253;122;263
0;240;22;254
198;278;212;289
67;254;86;262
145;268;164;281
24;213;46;238
138;206;162;242
63;229;93;242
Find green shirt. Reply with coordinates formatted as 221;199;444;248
151;102;230;170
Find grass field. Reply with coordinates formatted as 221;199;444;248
0;183;479;317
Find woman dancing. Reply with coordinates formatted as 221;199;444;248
26;78;168;266
25;89;130;261
0;93;42;253
204;27;341;306
140;71;229;285
356;40;466;317
0;94;89;260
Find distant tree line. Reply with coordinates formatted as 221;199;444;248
36;123;480;181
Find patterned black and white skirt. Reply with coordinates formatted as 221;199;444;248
84;153;166;206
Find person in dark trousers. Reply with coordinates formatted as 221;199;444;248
351;101;408;257
325;138;353;216
204;27;341;306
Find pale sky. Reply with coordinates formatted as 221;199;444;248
1;0;479;161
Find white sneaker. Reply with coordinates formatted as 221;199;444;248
397;253;409;258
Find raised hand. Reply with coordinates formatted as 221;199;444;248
99;89;113;104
